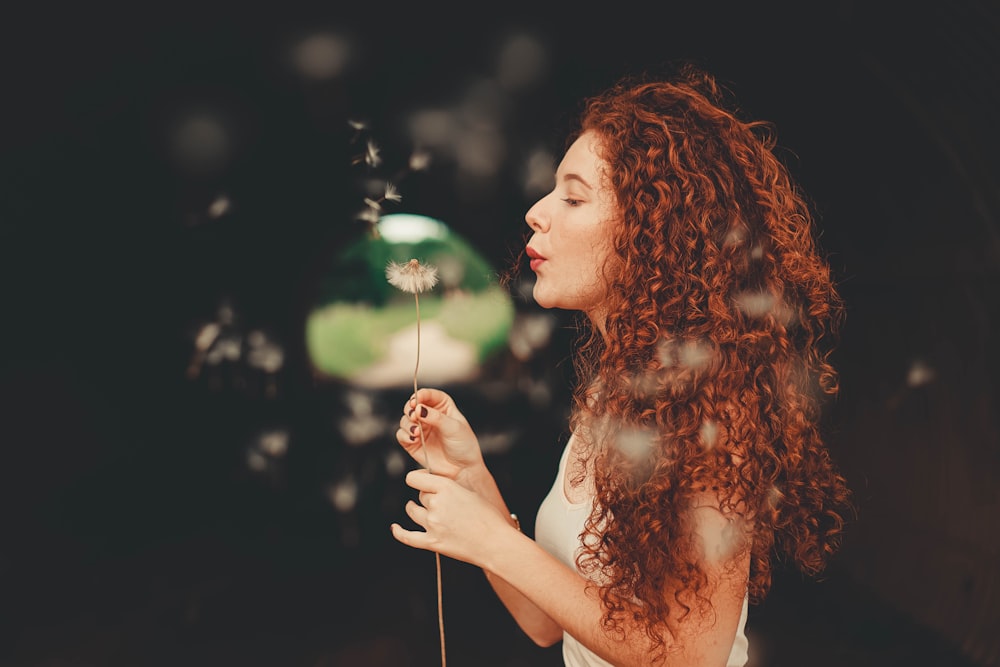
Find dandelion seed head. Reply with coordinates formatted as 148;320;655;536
363;197;382;212
386;259;439;294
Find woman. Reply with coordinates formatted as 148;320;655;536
391;64;852;666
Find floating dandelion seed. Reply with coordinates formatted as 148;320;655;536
385;257;446;667
383;182;402;203
364;138;381;168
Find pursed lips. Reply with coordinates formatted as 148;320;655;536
526;246;546;271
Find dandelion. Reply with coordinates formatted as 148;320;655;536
385;257;446;666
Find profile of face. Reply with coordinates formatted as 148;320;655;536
525;130;620;321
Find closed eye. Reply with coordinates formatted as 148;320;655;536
561;198;582;207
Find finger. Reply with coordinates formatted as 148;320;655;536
396;414;419;439
405;499;428;526
390;522;435;551
395;427;418;448
404;468;442;491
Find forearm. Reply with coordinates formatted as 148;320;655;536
483;537;740;667
456;466;564;645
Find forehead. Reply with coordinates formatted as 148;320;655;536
558;130;605;181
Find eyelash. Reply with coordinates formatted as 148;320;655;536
561;198;582;207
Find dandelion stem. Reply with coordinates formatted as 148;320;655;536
413;291;446;667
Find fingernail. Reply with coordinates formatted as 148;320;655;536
408;409;414;418
420;406;428;418
409;424;417;434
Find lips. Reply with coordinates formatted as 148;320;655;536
526;246;546;272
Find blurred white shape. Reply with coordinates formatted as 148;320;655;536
907;359;936;387
247;330;266;348
409;149;432;171
170;113;229;172
353;321;478;388
340;414;386;446
518;375;553;409
657;337;714;370
385;449;407;477
216;336;242;362
696;510;742;566
458;79;508;128
766;485;783;511
750;244;764;260
496;32;549;91
258;429;289;457
522;148;555;197
454;125;505;177
434;254;466;289
217;301;235;326
408;109;459;155
248;342;284;373
291;32;352;80
194;322;221;351
508;312;557;361
479;430;516;455
615;427;655;464
207;194;231;218
723;226;747;248
733;289;777;318
246;449;269;472
344;389;376;416
328;478;359;512
377;213;448;243
678;339;713;370
700;420;719;449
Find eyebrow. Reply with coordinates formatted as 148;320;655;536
560;172;593;190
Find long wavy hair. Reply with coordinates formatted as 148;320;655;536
550;65;852;656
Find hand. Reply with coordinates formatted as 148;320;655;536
396;387;485;483
391;469;517;566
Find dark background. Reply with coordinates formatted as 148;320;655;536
1;2;998;666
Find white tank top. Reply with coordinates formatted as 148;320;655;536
534;434;750;667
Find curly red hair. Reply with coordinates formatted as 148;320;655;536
546;65;853;656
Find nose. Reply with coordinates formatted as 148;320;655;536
525;195;549;232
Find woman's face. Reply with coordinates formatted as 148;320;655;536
524;130;619;321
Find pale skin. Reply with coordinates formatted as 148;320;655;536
391;131;751;667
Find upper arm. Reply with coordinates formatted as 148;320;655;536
661;494;752;666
